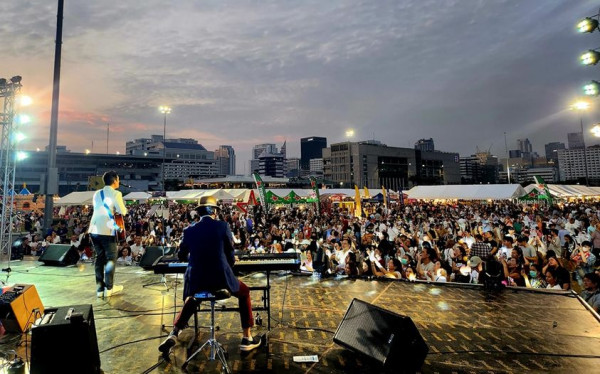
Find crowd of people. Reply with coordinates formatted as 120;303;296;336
11;197;600;312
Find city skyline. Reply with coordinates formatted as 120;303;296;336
2;1;600;174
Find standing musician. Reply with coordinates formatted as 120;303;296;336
159;196;262;355
88;170;127;298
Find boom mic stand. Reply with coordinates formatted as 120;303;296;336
142;197;174;291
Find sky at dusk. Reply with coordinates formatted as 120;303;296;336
2;1;600;174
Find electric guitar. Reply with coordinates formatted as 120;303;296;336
114;213;126;242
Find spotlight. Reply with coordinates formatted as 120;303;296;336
0;78;6;88
19;95;32;106
581;50;600;66
16;152;27;161
584;80;600;96
10;76;22;84
17;114;31;125
577;17;599;33
13;132;26;143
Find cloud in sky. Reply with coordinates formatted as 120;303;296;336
1;0;600;173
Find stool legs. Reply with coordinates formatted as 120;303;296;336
182;300;230;373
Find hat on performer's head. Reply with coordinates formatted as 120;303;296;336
198;196;218;208
197;196;219;217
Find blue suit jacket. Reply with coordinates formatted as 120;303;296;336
182;216;238;299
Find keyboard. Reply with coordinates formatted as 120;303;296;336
153;253;301;274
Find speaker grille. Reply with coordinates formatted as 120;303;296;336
334;298;397;363
333;298;428;370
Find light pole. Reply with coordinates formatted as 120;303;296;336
571;100;590;185
159;106;171;191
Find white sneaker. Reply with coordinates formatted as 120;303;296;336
96;290;104;298
104;285;124;298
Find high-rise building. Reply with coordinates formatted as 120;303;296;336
459;152;499;184
251;143;286;177
215;145;236;175
568;132;585;149
557;146;600;182
414;138;435;152
322;140;460;189
309;158;324;175
300;137;327;171
517;138;532;154
545;142;565;163
286;158;301;178
259;153;285;178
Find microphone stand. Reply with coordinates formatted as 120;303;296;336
142;196;175;291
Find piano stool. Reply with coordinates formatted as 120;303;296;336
182;289;232;372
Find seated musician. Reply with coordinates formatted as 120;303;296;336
159;196;262;355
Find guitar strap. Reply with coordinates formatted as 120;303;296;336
100;190;120;234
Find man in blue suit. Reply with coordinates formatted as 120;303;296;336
159;196;261;355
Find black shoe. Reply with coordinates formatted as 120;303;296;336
240;336;262;352
158;335;177;354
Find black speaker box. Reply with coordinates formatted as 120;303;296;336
333;298;428;372
38;244;79;266
31;304;100;374
139;246;174;270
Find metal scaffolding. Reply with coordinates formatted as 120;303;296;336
0;76;23;265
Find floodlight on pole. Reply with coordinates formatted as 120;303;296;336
577;17;599;33
581;49;600;66
591;124;600;137
159;105;171;191
584;80;600;96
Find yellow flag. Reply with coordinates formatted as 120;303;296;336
354;185;362;218
363;186;370;198
382;186;388;209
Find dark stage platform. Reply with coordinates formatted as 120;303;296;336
0;259;598;373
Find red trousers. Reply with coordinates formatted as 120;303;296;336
173;280;254;330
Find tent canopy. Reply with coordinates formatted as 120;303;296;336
55;191;96;206
123;192;152;201
405;184;526;200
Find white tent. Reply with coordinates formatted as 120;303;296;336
55;191;96;206
538;184;600;198
123;192;152;202
166;190;203;200
406;184;526;200
200;189;235;201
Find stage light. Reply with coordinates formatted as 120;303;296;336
85;149;91;154
19;95;32;106
17;114;31;124
581;50;600;65
13;132;26;143
592;124;600;137
577;17;599;33
0;78;6;88
10;76;22;84
16;151;27;161
584;81;600;96
159;105;171;114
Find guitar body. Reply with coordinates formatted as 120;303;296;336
114;213;126;242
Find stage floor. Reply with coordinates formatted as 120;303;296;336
0;259;598;373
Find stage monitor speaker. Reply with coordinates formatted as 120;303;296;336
139;246;174;270
38;244;79;266
333;298;428;372
31;304;100;374
0;284;44;333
